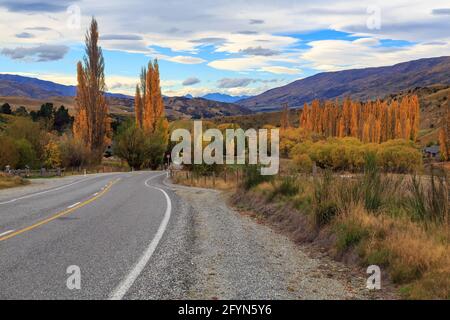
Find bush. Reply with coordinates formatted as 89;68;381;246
15;138;36;169
242;165;272;190
114;122;150;170
270;175;299;199
291;137;422;173
335;220;369;252
59;135;92;168
0;135;19;169
312;171;339;226
406;169;449;224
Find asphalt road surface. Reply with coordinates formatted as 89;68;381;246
0;171;172;299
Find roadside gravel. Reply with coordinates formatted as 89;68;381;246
173;185;376;300
128;179;379;300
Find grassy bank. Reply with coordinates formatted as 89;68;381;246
234;162;449;299
0;173;29;189
172;161;449;299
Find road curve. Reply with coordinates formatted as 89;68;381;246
0;171;173;299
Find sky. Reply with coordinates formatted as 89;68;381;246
0;0;450;97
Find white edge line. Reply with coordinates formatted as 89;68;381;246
0;230;15;237
109;172;171;300
0;173;118;205
67;202;81;209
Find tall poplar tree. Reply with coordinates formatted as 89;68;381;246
73;17;111;162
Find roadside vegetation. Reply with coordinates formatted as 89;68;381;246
0;18;169;181
172;98;449;299
0;172;29;189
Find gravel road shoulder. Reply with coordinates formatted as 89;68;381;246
129;179;384;300
172;184;379;300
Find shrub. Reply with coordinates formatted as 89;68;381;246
406;169;449;225
335;220;369;253
0;135;19;169
270;175;299;200
242;165;272;190
312;171;339;226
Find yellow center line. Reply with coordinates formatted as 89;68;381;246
0;178;120;242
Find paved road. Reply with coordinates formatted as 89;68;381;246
0;171;173;299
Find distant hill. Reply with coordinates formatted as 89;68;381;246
202;93;251;103
239;56;450;111
0;74;252;119
0;74;130;99
163;96;251;120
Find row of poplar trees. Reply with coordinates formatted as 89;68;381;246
72;18;169;167
134;60;169;137
298;95;420;143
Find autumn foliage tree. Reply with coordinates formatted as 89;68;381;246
121;59;169;169
439;97;450;160
73;18;111;163
299;95;420;144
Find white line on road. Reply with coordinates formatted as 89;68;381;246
109;172;171;300
0;173;118;205
67;202;81;209
0;230;15;237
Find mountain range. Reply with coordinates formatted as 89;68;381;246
2;56;450;118
201;93;251;103
0;74;131;100
0;74;250;119
239;56;450;110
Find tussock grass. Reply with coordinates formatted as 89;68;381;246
247;159;449;299
0;173;29;189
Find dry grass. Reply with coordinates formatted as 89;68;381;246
335;205;449;298
172;165;449;299
171;171;238;191
0;173;29;189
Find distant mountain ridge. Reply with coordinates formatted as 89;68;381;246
0;74;131;100
239;56;450;110
202;93;252;103
0;74;252;119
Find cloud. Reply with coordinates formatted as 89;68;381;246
217;78;253;88
1;44;69;62
190;37;227;46
0;1;75;12
217;77;280;88
16;32;35;39
249;19;264;25
260;66;301;74
168;55;206;64
25;27;52;31
240;46;280;56
431;8;450;15
235;31;259;35
182;77;201;86
101;34;143;41
301;38;450;72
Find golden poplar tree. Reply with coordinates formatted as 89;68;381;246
440;97;450;160
280;103;290;130
135;85;143;129
73;17;111;163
